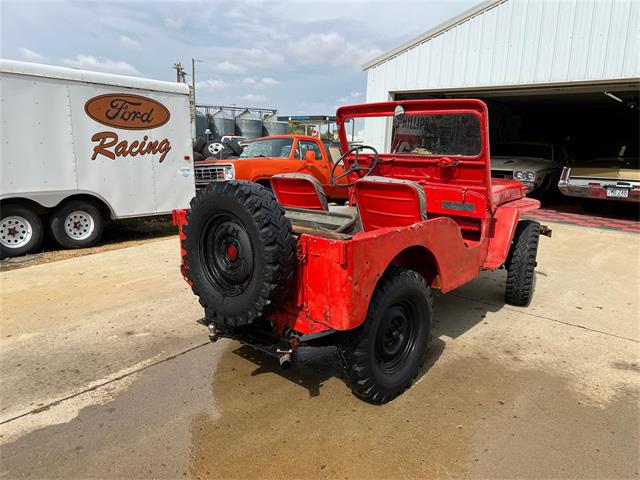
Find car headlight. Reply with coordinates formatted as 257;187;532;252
223;165;234;180
514;171;525;181
525;171;536;182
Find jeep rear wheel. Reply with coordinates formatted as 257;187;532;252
505;220;540;306
183;181;296;327
338;267;433;404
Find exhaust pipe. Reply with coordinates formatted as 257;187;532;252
279;353;293;369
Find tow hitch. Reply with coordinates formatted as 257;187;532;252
197;319;335;369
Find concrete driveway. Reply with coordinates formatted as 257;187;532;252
0;224;638;479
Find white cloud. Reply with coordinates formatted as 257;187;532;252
196;78;226;91
240;93;267;102
119;35;141;50
339;91;364;103
242;76;280;88
289;32;382;67
233;47;284;68
62;55;142;76
164;17;184;28
214;61;246;74
18;47;44;62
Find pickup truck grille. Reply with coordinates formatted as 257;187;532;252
195;165;225;184
491;169;513;179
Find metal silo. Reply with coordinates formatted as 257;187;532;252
262;114;288;136
211;109;236;140
235;110;263;140
195;110;209;139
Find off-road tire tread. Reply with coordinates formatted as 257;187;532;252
505;220;540;306
182;181;296;327
337;267;433;404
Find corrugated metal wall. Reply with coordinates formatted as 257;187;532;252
364;0;640;149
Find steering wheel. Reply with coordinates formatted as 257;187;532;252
330;145;380;187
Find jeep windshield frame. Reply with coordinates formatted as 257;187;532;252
335;99;494;207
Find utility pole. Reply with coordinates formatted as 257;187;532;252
172;62;186;83
191;58;203;142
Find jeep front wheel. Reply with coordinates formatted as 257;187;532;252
338;267;433;404
505;220;540;306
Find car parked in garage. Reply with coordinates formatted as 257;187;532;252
558;146;639;203
490;142;569;200
193;135;349;202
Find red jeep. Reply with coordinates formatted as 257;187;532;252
173;100;550;404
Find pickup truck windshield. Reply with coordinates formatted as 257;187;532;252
240;138;293;158
390;113;481;157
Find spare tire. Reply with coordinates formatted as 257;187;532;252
193;136;206;154
182;181;296;326
193;151;204;161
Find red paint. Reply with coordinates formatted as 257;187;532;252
271;175;328;210
175;99;545;335
227;245;238;261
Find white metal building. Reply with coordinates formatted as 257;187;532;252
362;0;640;154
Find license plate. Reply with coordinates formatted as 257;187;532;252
606;187;629;198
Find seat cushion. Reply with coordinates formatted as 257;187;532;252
354;176;427;231
270;173;328;211
491;179;526;206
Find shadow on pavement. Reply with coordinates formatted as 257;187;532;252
227;275;514;400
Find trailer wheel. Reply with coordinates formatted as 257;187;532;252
0;204;44;258
338;267;432;404
505;220;540;306
49;200;104;249
183;181;296;326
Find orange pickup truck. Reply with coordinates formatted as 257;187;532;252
193;135;349;202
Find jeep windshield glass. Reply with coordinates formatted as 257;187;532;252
492;144;552;159
240;138;293;158
390;113;481;157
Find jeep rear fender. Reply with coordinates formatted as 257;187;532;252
389;245;441;288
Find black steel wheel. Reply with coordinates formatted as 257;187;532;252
338;267;433;404
183;181;296;326
201;213;254;297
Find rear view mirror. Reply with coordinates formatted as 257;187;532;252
305;150;316;162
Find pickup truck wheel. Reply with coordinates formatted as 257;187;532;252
183;181;296;326
49;200;104;249
0;204;44;258
338;268;432;404
505;220;540;306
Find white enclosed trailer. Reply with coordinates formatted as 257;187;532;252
0;60;195;257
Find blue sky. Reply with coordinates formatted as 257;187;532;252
2;0;477;116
